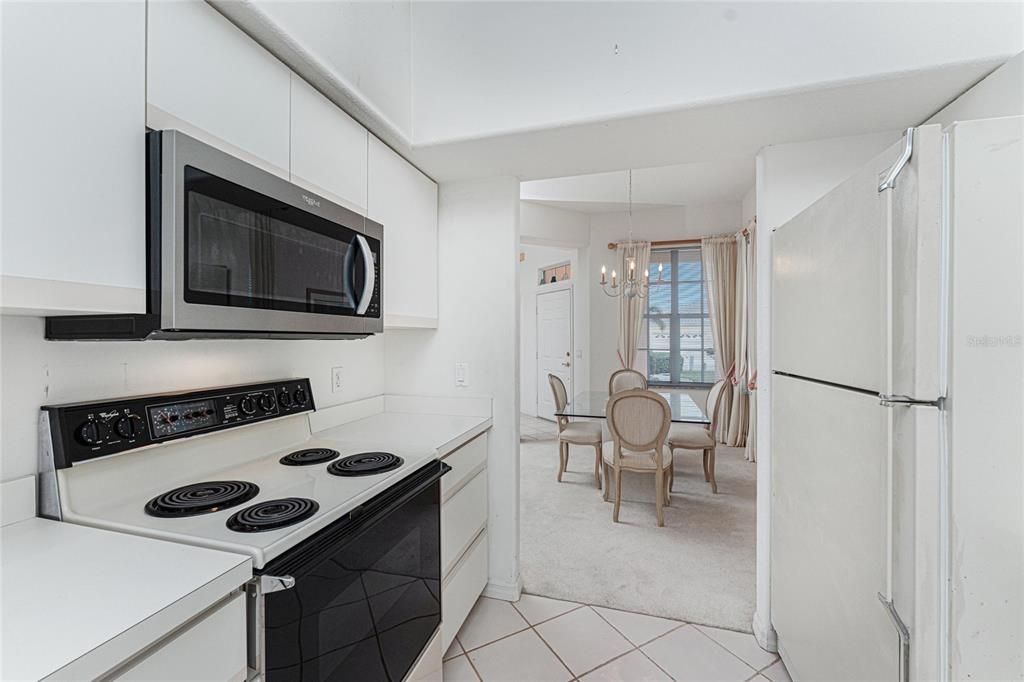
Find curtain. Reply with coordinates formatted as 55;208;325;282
702;235;739;445
616;241;651;370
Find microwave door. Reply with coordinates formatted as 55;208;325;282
354;235;375;316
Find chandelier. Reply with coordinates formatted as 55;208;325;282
599;169;663;299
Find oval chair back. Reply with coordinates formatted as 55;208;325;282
706;379;728;437
606;389;671;461
608;368;648;395
547;373;569;431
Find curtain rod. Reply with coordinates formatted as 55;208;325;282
605;217;756;250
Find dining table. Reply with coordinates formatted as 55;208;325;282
555;390;710;424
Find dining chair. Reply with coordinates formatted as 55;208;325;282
608;368;648;394
548;374;602;488
604;389;673;527
667;379;728;494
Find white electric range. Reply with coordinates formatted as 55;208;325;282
39;378;447;681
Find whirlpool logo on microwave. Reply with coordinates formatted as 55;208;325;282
301;194;321;208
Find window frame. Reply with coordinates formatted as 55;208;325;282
639;246;718;388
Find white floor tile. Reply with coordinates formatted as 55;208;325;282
696;625;778;671
513;593;581;625
443;655;480;682
642;625;756;682
593;605;682;645
534;606;633;677
444;638;465;661
467;629;573;682
761;659;792;682
580;650;672;682
457;597;530;651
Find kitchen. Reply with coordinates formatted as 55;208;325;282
1;2;1022;681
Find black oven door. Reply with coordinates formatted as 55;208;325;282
259;461;448;681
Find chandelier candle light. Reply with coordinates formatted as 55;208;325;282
599;169;663;298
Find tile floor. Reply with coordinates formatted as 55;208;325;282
444;594;791;682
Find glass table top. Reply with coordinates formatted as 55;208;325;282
556;390;710;424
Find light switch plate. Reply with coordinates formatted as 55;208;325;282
331;366;343;393
455;362;468;387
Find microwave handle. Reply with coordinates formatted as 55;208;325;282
354;235;375;315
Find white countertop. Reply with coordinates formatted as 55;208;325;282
314;410;492;458
1;516;251;681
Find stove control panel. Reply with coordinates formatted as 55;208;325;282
42;378;315;469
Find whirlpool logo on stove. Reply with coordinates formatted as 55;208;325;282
301;194;321;208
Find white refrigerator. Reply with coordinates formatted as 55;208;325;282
771;116;1023;681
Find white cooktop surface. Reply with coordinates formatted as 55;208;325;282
60;432;436;569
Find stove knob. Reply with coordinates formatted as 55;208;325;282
278;391;293;408
293;388;309;406
76;419;109;446
115;415;142;439
240;397;257;415
258;394;275;412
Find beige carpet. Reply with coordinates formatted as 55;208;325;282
519;430;757;632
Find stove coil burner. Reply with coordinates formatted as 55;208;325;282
145;481;260;518
226;498;319;533
279;448;341;466
327;452;404;477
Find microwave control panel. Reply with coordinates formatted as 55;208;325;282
43;378;315;469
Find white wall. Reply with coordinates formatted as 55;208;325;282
519;244;581;417
384;177;522;598
588;203;741;395
751;129;900;648
925;52;1023;127
741;185;756;225
520;201;591;247
0;315;385;482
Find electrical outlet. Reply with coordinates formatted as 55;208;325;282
331;366;343;393
455;362;469;387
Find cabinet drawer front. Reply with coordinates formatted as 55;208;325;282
111;593;246;681
441;433;487;502
441;471;488;576
441;530;488;652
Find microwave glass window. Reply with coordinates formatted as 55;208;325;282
183;167;373;316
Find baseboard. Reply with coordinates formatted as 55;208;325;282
482;576;523;602
752;609;778;652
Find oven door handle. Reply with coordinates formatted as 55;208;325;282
259;574;295;594
354;235;375;316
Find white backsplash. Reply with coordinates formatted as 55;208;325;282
0;315;385;482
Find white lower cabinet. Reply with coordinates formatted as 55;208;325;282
367;136;439;329
439;433;490;650
110;592;247;681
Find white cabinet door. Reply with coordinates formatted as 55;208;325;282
1;0;147;315
290;75;368;213
111;593;247;681
367;136;438;328
147;0;290;177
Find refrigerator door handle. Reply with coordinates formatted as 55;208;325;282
878;593;911;682
879;128;915;192
878;393;944;408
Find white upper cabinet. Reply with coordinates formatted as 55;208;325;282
147;0;291;177
367;137;439;328
290;76;369;214
0;0;147;315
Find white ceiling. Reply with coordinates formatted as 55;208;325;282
212;1;1023;182
521;158;755;213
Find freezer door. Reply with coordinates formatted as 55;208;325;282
772;374;900;681
772;126;944;398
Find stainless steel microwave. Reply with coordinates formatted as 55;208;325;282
46;130;382;340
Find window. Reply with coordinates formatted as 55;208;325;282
538;261;571;285
640;247;718;386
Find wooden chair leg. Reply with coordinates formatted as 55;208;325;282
602;462;611;502
702;449;710;482
708;446;718;494
557;441;566;482
594;442;602;489
655;468;665;527
664;468;671;507
669;448;675;491
613;469;622;523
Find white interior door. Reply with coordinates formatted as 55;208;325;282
536;288;572;420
